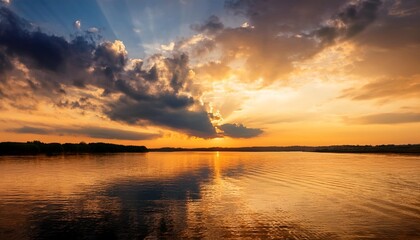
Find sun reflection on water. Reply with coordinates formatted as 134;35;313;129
0;152;419;239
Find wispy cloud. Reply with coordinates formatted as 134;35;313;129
347;112;420;124
7;126;161;141
341;75;420;101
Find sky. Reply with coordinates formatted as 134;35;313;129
0;0;419;147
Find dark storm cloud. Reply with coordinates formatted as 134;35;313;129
0;7;98;100
313;0;382;45
0;7;220;138
0;7;96;73
103;53;218;138
8;126;161;140
107;97;217;138
219;123;263;138
191;15;224;34
349;113;420;124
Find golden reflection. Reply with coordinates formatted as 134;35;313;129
0;152;253;201
213;151;221;180
0;152;419;239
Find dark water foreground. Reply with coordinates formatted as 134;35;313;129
0;152;419;239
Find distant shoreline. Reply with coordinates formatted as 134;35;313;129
1;141;419;155
150;145;420;154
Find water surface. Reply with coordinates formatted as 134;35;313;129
0;152;419;239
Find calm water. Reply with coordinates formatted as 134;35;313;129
0;152;419;239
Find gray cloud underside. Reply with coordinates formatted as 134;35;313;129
8;126;161;140
106;96;217;138
219;123;263;138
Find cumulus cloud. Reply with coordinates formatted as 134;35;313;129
74;20;81;30
0;7;265;139
8;126;161;140
0;7;220;138
219;123;263;138
161;42;175;51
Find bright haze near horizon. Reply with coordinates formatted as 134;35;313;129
0;0;419;147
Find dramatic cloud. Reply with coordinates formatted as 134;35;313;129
219;123;263;138
0;8;77;72
0;7;228;138
107;96;217;138
328;1;420;105
2;1;418;144
349;113;420;124
8;126;161;140
185;0;383;85
348;1;420;78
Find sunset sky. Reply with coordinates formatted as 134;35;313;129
0;0;419;147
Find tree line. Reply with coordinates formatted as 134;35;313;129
0;141;148;155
